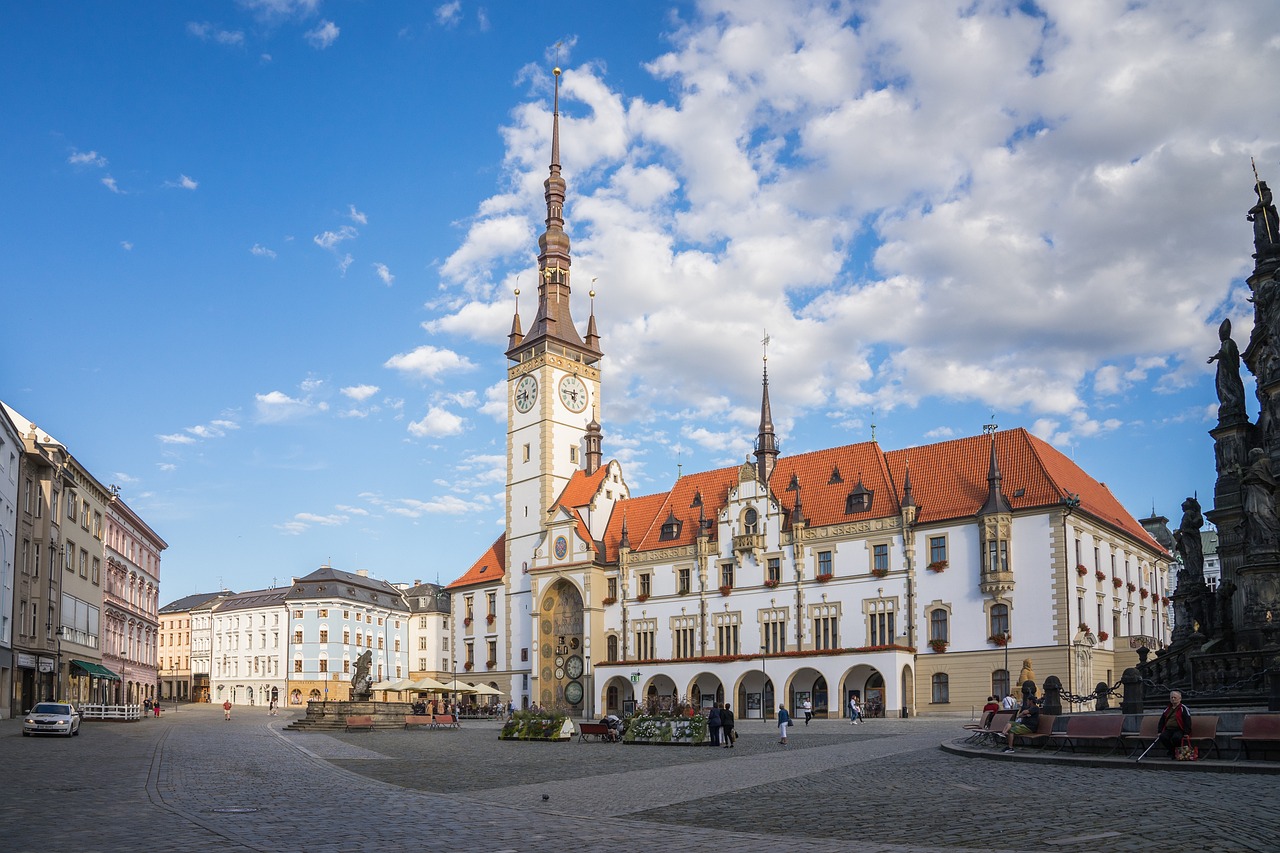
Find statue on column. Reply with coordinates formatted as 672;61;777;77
1249;180;1280;260
1173;496;1205;584
1208;318;1247;424
1242;448;1280;552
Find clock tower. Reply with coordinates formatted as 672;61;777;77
504;66;603;572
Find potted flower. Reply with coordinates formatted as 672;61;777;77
926;560;948;573
870;567;888;579
1112;577;1123;589
763;578;780;588
463;661;474;671
1077;622;1091;634
463;616;473;627
928;638;949;653
989;634;1009;647
1076;564;1088;577
1161;595;1170;605
1095;570;1106;582
1139;587;1150;599
486;613;496;625
1097;630;1110;641
636;593;649;603
601;596;617;606
816;572;835;583
719;584;732;596
1126;581;1137;593
486;659;497;669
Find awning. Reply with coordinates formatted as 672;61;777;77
70;659;121;681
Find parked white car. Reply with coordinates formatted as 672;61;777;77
23;702;81;737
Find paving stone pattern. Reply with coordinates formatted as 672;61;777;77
1;705;1276;853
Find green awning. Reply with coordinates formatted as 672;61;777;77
70;659;121;681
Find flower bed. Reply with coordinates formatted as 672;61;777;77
763;578;780;588
816;572;835;583
622;712;708;746
500;711;573;741
928;639;948;653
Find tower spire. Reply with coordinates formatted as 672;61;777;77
506;66;601;362
754;329;779;483
979;424;1012;515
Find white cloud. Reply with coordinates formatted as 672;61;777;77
347;204;368;225
305;19;339;49
121;241;133;251
294;512;348;526
239;0;320;20
187;22;245;46
68;149;107;168
384;345;476;380
157;433;197;445
251;243;277;259
274;521;308;535
101;176;121;193
435;1;461;26
341;384;380;401
314;225;357;249
408;406;466;437
157;463;176;472
164;174;199;190
255;390;314;423
373;262;394;286
338;253;354;275
112;472;140;485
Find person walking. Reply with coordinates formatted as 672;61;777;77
849;695;862;725
144;698;152;717
720;702;735;748
223;699;232;721
268;697;278;716
778;704;792;745
153;699;162;718
707;702;722;747
802;697;812;726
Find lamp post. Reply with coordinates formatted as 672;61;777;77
584;651;592;719
452;659;457;713
1003;629;1010;697
54;626;64;701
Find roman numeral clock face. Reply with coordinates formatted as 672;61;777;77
514;374;538;413
559;374;588;412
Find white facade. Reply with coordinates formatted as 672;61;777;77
0;407;21;718
210;589;289;707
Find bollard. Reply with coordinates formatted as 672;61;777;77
1121;667;1144;715
1041;675;1062;715
1095;681;1110;711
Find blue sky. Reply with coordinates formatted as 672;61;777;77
3;1;1275;600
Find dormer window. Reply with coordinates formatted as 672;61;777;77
828;466;844;485
845;478;873;513
690;490;703;507
659;510;682;541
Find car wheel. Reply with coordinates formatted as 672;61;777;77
72;726;79;736
22;731;29;737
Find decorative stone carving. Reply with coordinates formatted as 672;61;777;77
1209;318;1247;424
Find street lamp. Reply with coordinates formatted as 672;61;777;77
1003;629;1011;698
54;626;64;701
452;659;457;713
584;651;592;718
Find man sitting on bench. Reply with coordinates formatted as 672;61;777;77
1156;690;1191;759
603;713;623;742
1002;693;1040;754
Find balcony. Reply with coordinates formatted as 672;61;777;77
732;533;764;555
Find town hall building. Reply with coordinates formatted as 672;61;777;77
445;69;1172;719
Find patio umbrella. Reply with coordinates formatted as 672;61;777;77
371;678;414;693
407;676;450;692
467;683;502;696
437;678;478;694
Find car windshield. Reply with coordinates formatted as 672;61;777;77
32;703;70;715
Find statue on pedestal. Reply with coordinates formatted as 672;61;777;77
1249;180;1280;260
1242;448;1280;552
351;649;374;700
1209;318;1247;424
1174;496;1205;583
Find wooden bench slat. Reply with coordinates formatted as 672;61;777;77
344;715;375;732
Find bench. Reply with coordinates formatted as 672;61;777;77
1051;714;1123;755
431;713;460;729
964;710;1014;746
403;715;433;729
1127;714;1220;760
578;722;613;742
1234;714;1280;760
344;714;375;732
1012;713;1056;749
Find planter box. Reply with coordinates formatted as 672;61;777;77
498;717;574;741
622;715;709;746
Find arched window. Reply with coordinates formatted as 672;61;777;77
606;635;618;662
992;669;1010;700
929;609;949;642
931;673;949;704
989;603;1009;639
744;507;759;534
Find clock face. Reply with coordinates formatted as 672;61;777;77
565;654;584;679
514;374;538;413
555;655;565;668
558;374;588;412
564;681;584;705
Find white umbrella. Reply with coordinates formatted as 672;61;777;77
437;678;478;694
407;676;450;692
467;683;502;696
371;678;414;693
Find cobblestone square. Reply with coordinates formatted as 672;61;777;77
2;705;1276;853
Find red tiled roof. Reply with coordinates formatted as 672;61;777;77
554;466;610;510
883;428;1162;551
600;491;669;562
447;534;505;590
769;442;900;528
